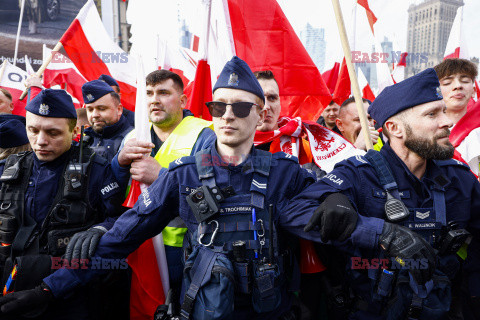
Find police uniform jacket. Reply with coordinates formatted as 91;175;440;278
44;144;382;314
84;114;133;163
290;142;480;305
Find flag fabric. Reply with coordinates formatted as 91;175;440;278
391;52;408;83
0;61;31;116
322;62;340;95
444;7;469;60
227;0;332;121
357;0;377;34
358;68;375;102
43;45;87;107
254;117;363;172
124;55;170;320
59;0;137;111
450;99;480;175
332;58;375;105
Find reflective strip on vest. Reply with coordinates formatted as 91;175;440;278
125;116;213;247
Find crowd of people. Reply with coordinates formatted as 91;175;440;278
0;56;478;320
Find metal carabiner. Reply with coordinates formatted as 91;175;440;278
257;219;265;238
0;203;11;210
198;220;219;247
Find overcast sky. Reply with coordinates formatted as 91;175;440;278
278;0;480;71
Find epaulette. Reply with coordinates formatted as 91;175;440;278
347;154;372;167
168;156;196;171
272;152;298;163
435;158;470;170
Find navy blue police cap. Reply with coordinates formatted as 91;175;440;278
0;119;29;148
368;68;444;126
82;80;115;104
25;89;77;119
213;56;265;103
98;74;119;87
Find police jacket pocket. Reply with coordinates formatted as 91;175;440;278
181;245;235;320
386;270;451;320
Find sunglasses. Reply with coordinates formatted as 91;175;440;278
205;101;259;118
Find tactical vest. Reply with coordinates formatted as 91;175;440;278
0;147;103;292
351;150;468;319
180;149;295;319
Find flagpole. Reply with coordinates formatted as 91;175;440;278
331;0;374;150
13;0;26;67
0;61;7;85
19;42;63;100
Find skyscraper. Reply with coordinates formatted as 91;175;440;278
406;0;463;76
299;23;326;72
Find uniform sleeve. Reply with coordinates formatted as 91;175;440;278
278;163;384;252
110;152;131;187
463;176;480;297
44;169;180;297
191;128;216;155
90;161;127;222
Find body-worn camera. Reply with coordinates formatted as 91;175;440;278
437;221;471;255
186;186;225;223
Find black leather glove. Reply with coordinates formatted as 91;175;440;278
304;193;358;242
64;227;106;262
379;222;436;285
0;282;53;316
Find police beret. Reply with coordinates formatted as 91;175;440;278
0;114;26;125
82;80;115;104
368;68;443;126
213;56;265;103
25;89;77;119
0;119;29;148
98;74;119;87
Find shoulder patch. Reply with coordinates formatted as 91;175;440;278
168;156;196;171
272;152;299;163
347;154;372;167
435;159;470;170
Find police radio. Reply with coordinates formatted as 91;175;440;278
384;191;410;222
64;126;89;200
186;185;225;223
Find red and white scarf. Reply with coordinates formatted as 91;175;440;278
254;116;363;172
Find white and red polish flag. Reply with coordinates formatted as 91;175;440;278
59;0;136;111
332;58;375;105
391;52;408;84
450;99;480;175
42;45;87;107
0;61;30;116
444;6;469;60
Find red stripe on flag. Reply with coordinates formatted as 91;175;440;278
357;0;377;34
60;19;136;111
444;47;461;60
450;99;480;147
185;60;212;120
227;0;332;120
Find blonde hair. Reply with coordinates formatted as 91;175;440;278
0;144;32;160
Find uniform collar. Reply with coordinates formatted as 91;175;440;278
33;146;71;168
210;141;257;173
85;114;131;139
379;142;450;188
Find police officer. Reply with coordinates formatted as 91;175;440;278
98;74;135;126
292;68;480;319
0;89;126;319
82;80;133;162
0;57;387;319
